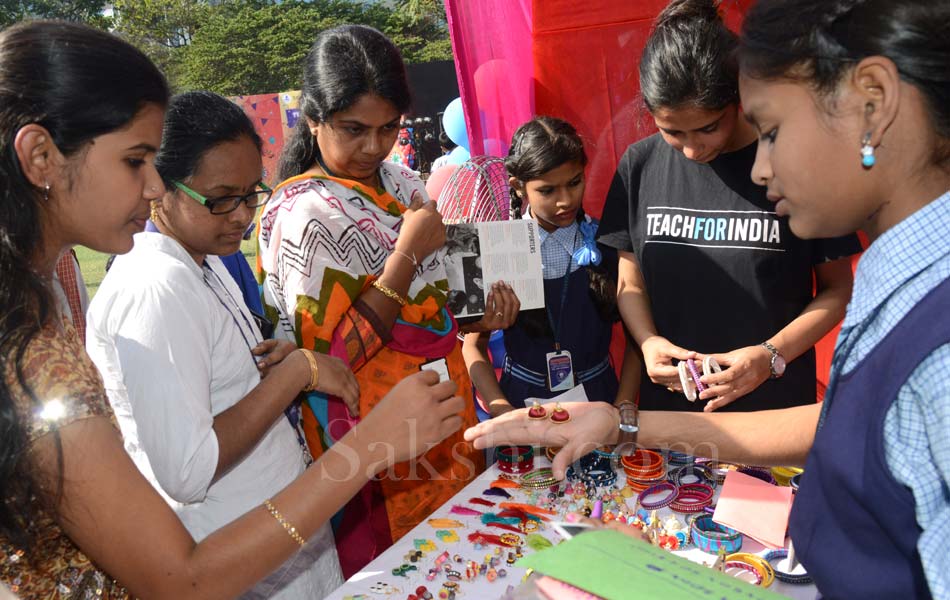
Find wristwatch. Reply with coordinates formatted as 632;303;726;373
615;401;639;456
760;341;787;379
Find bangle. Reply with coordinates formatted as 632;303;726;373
372;279;407;306
263;499;306;547
726;553;775;587
299;350;320;392
690;515;742;554
638;481;677;510
668;464;716;488
670;483;714;513
392;249;418;268
762;549;813;585
497;458;534;475
723;561;763;586
738;466;776;485
495;445;534;464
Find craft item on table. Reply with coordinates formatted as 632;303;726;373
518;529;784;600
495;445;535;475
367;582;400;594
738;466;776;485
527;533;553;551
482;512;521;526
690;515;743;554
405;549;425;563
638;481;678;510
528;400;548;419
490;477;521;489
545;446;560;462
415;586;434;600
498;502;557;518
727;553;775;588
392;563;418;577
484;487;513;499
621;449;666;491
701;459;744;485
550;402;571;423
436;529;460;543
723;561;763;586
414;539;437;552
666;450;694;466
434;551;451;566
343;595;371;600
486;521;523;534
590;500;603;520
762;548;813;584
670;482;715;513
428;518;464;529
519;468;561;490
769;466;803;487
789;473;801;492
467;531;523;547
469;497;496;507
713;471;793;549
668;463;716;488
450;505;483;516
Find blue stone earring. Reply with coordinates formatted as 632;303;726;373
861;132;876;168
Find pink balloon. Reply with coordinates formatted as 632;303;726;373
426;164;459;203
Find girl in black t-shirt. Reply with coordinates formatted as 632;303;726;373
597;0;861;412
463;117;639;417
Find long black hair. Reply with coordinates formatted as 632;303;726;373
506;117;618;336
156;91;262;188
640;0;739;112
0;20;168;552
278;24;412;181
739;0;950;165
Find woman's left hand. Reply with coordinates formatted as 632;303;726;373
252;339;299;377
466;281;521;333
698;345;772;411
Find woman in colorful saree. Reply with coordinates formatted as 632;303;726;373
257;24;516;575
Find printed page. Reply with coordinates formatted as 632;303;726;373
442;220;544;319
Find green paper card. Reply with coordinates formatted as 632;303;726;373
517;530;785;600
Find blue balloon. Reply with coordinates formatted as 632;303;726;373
446;146;470;165
442;97;470;152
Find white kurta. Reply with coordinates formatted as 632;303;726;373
86;232;342;599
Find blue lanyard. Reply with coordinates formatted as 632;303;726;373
202;261;261;356
545;228;579;351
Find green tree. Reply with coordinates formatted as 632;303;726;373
0;0;110;28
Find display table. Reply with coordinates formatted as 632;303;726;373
326;456;817;600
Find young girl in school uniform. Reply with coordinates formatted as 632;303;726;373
463;117;638;417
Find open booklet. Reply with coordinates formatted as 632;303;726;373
438;220;544;320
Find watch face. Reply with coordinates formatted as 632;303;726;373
773;355;787;376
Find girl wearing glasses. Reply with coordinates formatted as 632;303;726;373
1;21;466;600
257;25;516;574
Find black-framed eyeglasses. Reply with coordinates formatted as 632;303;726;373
174;180;273;215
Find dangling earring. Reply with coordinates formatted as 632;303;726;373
527;400;547;420
150;200;161;222
43;182;50;201
550;402;571;424
860;132;876;169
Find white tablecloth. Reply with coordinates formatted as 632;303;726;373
325;457;817;600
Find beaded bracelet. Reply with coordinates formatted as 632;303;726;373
723;561;763;586
689;515;742;554
670;483;714;513
762;549;813;584
263;499;306;548
727;553;775;587
638;481;678;510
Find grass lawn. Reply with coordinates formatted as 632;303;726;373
74;238;257;300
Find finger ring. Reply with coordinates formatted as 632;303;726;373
495;311;504;317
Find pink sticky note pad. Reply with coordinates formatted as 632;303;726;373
713;471;793;549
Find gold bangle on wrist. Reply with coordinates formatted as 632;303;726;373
300;350;320;392
372;279;407;306
263;499;306;548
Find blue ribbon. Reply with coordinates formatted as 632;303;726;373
572;220;602;266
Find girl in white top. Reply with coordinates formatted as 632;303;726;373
86;91;358;598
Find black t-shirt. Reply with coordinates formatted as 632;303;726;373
598;134;862;412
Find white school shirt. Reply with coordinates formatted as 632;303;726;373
86;232;341;599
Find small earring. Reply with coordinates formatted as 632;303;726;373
550;402;571;424
861;132;876;169
150;201;161;222
43;182;50;201
527;401;547;420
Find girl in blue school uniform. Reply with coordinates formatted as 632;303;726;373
463;117;638;417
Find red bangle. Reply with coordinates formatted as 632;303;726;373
495;445;534;463
497;458;534;474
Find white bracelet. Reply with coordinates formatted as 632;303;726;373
392;249;418;268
